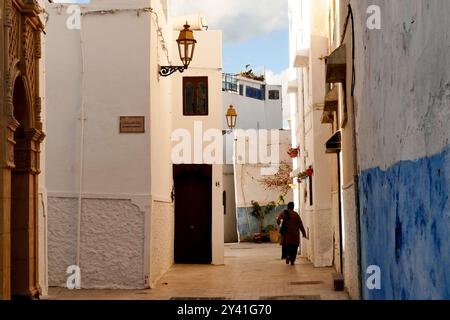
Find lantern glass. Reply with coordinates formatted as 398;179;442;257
177;24;197;68
226;105;237;129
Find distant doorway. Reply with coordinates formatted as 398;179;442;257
10;77;39;299
173;165;212;264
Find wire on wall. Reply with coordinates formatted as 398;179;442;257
51;5;172;65
340;4;356;97
80;7;171;65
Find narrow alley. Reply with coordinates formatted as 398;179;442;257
1;0;450;306
48;244;349;300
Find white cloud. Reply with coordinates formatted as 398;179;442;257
169;0;288;43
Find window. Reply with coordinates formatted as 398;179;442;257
239;84;244;96
246;86;264;100
183;77;208;115
223;191;227;215
269;90;280;100
222;73;237;92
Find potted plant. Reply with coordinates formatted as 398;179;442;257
265;225;279;243
250;201;264;243
251;201;277;243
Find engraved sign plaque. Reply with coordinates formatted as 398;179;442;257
120;116;145;133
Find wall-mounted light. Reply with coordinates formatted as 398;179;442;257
225;105;237;130
159;23;197;77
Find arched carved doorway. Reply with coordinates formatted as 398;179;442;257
0;0;44;300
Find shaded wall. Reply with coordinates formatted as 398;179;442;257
352;0;450;299
236;205;287;242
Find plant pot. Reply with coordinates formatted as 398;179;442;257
253;233;263;243
269;230;279;243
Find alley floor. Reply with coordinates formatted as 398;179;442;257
48;243;350;300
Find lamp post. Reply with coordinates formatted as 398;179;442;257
159;23;197;77
225;105;237;130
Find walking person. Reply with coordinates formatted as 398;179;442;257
277;202;307;266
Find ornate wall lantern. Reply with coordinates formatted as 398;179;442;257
225;105;237;129
159;23;197;77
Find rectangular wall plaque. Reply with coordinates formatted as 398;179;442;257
120;116;145;133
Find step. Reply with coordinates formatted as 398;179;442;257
332;273;345;291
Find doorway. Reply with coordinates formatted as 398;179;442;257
173;165;212;264
10;77;39;299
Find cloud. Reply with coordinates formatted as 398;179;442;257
170;0;288;43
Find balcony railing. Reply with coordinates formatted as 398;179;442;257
222;73;238;93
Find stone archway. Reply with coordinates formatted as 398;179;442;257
0;0;44;300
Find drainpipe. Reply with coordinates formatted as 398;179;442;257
76;15;87;269
39;192;48;299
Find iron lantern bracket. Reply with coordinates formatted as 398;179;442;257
159;65;187;77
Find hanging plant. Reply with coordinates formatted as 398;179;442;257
306;166;314;177
297;166;314;183
287;146;300;158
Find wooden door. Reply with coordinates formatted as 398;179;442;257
173;165;212;264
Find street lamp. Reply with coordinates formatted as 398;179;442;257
159;23;197;77
226;105;237;130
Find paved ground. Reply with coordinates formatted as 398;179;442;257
49;243;350;300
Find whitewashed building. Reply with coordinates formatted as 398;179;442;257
45;0;223;289
288;0;336;272
222;75;292;242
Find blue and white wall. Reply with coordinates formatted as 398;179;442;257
352;0;450;299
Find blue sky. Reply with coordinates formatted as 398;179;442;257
59;0;289;75
170;0;289;76
223;29;288;75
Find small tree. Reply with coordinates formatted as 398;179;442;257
259;162;293;196
251;201;277;235
250;201;264;233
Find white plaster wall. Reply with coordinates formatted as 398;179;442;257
331;191;342;272
290;0;335;268
171;30;224;265
312;209;333;267
80;199;145;289
47;197;77;287
147;0;175;287
45;0;165;289
45;0;152;196
223;165;238;243
234;130;293;208
301;209;314;259
48;197;146;289
212;165;225;264
342;185;360;299
149;200;174;287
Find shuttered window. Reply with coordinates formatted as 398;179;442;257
183;77;209;116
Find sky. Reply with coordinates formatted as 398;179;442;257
58;0;290;75
170;0;289;75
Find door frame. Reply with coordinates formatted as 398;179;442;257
173;164;213;264
0;0;45;300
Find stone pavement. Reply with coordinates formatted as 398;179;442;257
49;243;350;300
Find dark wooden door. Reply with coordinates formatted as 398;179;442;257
173;165;212;264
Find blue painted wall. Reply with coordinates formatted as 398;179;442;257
359;145;450;299
236;205;287;241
